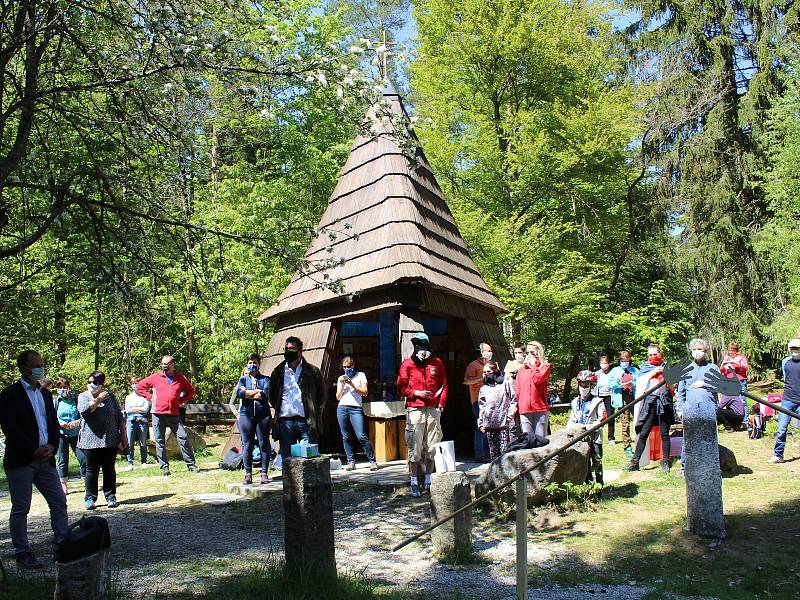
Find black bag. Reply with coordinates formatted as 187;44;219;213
219;447;244;470
54;516;111;563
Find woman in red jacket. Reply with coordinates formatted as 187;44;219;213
514;341;552;439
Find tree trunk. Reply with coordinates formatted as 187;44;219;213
93;290;102;371
54;285;67;367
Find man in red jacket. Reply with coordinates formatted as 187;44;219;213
136;356;197;476
397;332;448;498
514;341;552;439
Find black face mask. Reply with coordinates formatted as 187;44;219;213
284;350;299;363
483;372;502;386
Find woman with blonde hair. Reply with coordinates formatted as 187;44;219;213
514;341;552;439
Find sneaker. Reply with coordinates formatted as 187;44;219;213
85;498;96;510
243;473;252;485
125;464;134;472
187;465;199;473
15;552;42;570
608;439;616;445
624;460;639;472
423;480;431;494
369;461;379;472
625;448;634;460
660;459;671;473
345;461;356;471
260;473;271;484
106;495;119;508
768;455;785;464
162;466;171;477
140;463;149;469
410;482;422;498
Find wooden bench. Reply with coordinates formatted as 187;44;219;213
182;404;236;429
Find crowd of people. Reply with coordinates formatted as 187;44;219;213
2;333;798;569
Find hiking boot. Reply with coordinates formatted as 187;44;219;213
187;464;199;473
85;497;96;510
243;473;252;485
345;461;356;471
369;461;379;471
260;473;271;484
162;466;171;477
660;459;671;473
768;455;785;464
15;552;42;570
410;482;422;498
106;495;119;508
624;460;639;472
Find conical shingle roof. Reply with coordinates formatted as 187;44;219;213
261;83;506;321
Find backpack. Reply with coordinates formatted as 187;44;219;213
54;516;111;563
219;447;244;470
505;432;550;453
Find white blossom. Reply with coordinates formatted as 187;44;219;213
348;45;365;54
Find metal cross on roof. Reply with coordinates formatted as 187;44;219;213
362;26;399;79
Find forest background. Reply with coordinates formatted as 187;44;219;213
1;0;799;401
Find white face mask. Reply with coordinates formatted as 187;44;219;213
57;388;67;397
791;350;800;360
579;386;591;398
416;349;431;361
619;361;630;369
88;383;102;394
600;363;610;372
514;352;525;362
481;350;493;361
691;349;705;361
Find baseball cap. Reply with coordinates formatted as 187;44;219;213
411;332;429;343
789;338;800;350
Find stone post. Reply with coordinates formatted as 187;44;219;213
429;471;472;556
54;549;110;600
282;456;336;575
683;396;726;539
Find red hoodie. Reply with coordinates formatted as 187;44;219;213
397;357;449;409
136;371;196;415
514;361;552;414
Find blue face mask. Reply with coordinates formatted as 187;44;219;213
246;364;258;373
30;367;45;381
343;367;355;378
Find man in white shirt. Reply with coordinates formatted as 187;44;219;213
0;350;69;570
269;337;325;460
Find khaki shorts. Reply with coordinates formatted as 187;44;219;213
406;406;443;464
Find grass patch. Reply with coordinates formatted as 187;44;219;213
0;569;55;600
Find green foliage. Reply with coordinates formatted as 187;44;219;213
543;480;602;510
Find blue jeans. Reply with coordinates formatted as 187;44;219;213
773;398;800;458
239;411;272;474
336;405;375;463
126;417;149;465
56;434;86;480
472;403;490;459
740;380;749;428
278;417;310;460
6;460;68;555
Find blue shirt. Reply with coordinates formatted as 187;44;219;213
236;373;270;418
782;357;800;404
56;395;81;438
675;360;720;414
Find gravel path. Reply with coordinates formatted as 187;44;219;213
1;472;715;599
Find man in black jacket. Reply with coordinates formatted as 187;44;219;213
0;350;69;569
269;337;325;460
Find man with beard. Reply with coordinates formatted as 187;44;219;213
397;332;449;498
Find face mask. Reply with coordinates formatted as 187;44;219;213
648;356;663;366
514;352;525;362
284;350;299;363
483;373;498;385
131;384;138;391
416;349;431;362
619;361;630;369
481;351;493;361
30;367;45;380
162;364;171;372
600;363;610;372
88;383;102;394
691;349;705;361
343;367;355;378
579;386;591;398
57;388;67;398
791;350;800;360
246;364;258;373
